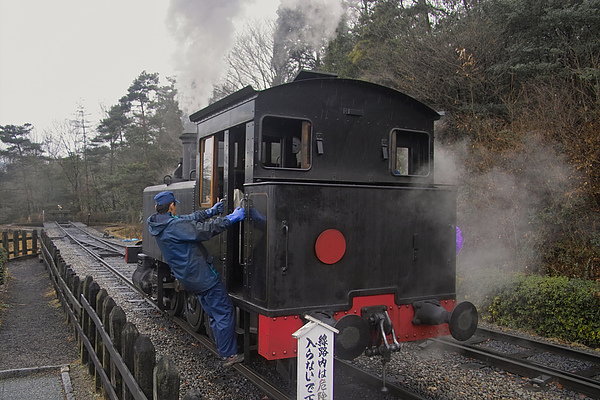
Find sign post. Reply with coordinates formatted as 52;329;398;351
292;315;339;400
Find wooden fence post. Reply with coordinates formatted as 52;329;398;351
81;276;94;364
72;274;81;343
51;246;59;264
64;266;75;323
101;296;116;398
21;231;27;256
58;259;67;281
94;289;108;391
154;356;180;400
2;232;7;255
13;231;19;257
122;322;140;400
87;281;100;377
134;334;155;399
32;230;38;254
109;306;127;399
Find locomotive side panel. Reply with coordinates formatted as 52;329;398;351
243;182;457;316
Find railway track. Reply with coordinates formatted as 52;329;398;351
54;222;144;300
66;222;129;256
47;221;597;399
52;222;418;399
430;327;600;398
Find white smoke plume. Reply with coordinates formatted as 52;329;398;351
166;0;249;116
167;0;346;117
277;0;345;49
435;131;581;305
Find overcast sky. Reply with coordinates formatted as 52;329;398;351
0;0;280;140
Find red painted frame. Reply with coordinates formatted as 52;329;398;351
258;294;457;360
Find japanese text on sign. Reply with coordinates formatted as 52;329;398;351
293;316;338;400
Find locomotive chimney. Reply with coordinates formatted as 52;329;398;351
179;128;197;181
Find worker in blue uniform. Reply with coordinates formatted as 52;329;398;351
147;190;245;367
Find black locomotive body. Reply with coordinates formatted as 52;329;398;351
137;71;477;362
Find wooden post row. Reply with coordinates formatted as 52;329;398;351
41;230;180;400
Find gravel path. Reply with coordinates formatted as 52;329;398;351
0;257;101;400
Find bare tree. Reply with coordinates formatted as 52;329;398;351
43;118;86;212
211;0;346;101
211;19;277;101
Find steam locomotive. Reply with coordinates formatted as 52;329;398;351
134;70;478;368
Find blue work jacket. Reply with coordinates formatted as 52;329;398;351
147;210;231;293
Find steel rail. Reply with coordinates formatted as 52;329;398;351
431;332;600;398
335;359;429;400
172;316;294;400
73;237;123;257
68;222;128;253
55;222;295;400
476;327;600;365
54;222;428;399
53;222;157;310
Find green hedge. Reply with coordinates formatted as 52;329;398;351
483;275;600;347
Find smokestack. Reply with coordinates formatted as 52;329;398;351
180;128;197;180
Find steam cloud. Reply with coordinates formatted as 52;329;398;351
166;0;345;117
278;0;345;49
167;1;576;305
167;0;247;116
436;132;580;302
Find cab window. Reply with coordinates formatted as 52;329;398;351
199;136;214;207
391;129;430;176
260;116;311;170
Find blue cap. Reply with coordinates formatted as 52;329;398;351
154;191;180;206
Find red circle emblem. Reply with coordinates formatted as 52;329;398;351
315;229;346;265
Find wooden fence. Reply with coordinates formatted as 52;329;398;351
1;229;39;259
40;230;181;400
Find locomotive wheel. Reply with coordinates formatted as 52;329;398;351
185;293;206;333
164;289;184;317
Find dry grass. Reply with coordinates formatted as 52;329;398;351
103;224;143;240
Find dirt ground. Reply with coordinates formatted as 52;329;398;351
91;223;142;241
0;257;101;399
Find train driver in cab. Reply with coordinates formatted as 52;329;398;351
147;190;246;367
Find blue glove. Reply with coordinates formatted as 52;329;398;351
225;207;245;224
206;201;224;217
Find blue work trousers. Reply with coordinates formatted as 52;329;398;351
197;279;237;358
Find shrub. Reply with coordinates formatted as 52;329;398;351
483;274;600;348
